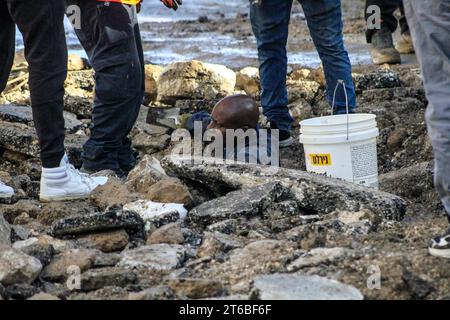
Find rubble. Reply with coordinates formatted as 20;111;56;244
251;274;364;300
118;244;186;271
1;53;448;300
50;206;146;242
162;156;408;220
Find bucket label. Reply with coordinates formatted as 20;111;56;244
350;143;378;178
309;153;332;166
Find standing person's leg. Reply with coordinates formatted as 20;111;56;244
250;0;295;146
7;0;67;168
395;1;415;54
300;0;356;114
67;1;144;175
404;0;450;258
8;0;108;202
118;7;145;173
0;0;15;94
365;0;401;64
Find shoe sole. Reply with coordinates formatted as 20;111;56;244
279;137;294;148
371;50;401;65
0;193;14;199
39;194;90;202
428;247;450;259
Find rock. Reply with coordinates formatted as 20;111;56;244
252;274;363;300
167;278;225;299
68;54;89;71
333;209;380;235
68;286;129;300
5;283;39;300
353;69;401;93
124;200;187;231
197;232;244;258
0;214;11;246
94;253;122;268
189;182;292;228
126;155;168;193
13;235;74;255
10;225;32;242
90;177;139;210
128;286;175;300
220;240;296;280
0;105;82;133
130;107;172;154
12;239;55;267
289;99;313;124
64;95;92;119
0;248;42;286
75;229;129;253
157;60;236;105
280;224;327;250
235;67;260;98
41;249;97;282
51;206;145;242
0;120;40;157
206;219;238;235
402;269;435;300
146;106;181;130
28;292;60;300
80;267;137;292
144;64;164;104
38;200;96;226
147;223;185;245
162;156;407;220
379;161;439;208
287;79;321;104
287;247;352;271
145;178;194;208
118;244;186;270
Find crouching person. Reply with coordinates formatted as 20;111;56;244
186;95;277;165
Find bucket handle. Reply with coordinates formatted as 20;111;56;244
331;79;350;141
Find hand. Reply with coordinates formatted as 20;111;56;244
160;0;182;11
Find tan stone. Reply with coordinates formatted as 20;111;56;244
147;223;184;245
76;229;129;253
145;177;193;208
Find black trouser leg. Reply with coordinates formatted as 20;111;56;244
67;1;144;173
5;0;67;168
0;1;15;93
365;0;402;43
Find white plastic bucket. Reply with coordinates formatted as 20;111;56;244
299;113;380;188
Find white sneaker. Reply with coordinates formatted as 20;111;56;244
39;154;108;202
0;180;14;199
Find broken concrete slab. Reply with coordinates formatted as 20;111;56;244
189;182;292;227
80;267;137;292
0;104;82;133
118;244;186;271
162;156;407;220
287;247;353;271
252;274;363;300
50;206;146;242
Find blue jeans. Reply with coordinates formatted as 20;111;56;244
250;0;356;132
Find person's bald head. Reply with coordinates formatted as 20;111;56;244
208;95;259;134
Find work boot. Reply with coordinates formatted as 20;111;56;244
370;27;401;65
429;225;450;259
0;180;14;199
270;122;293;148
40;154;108;202
395;31;415;54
